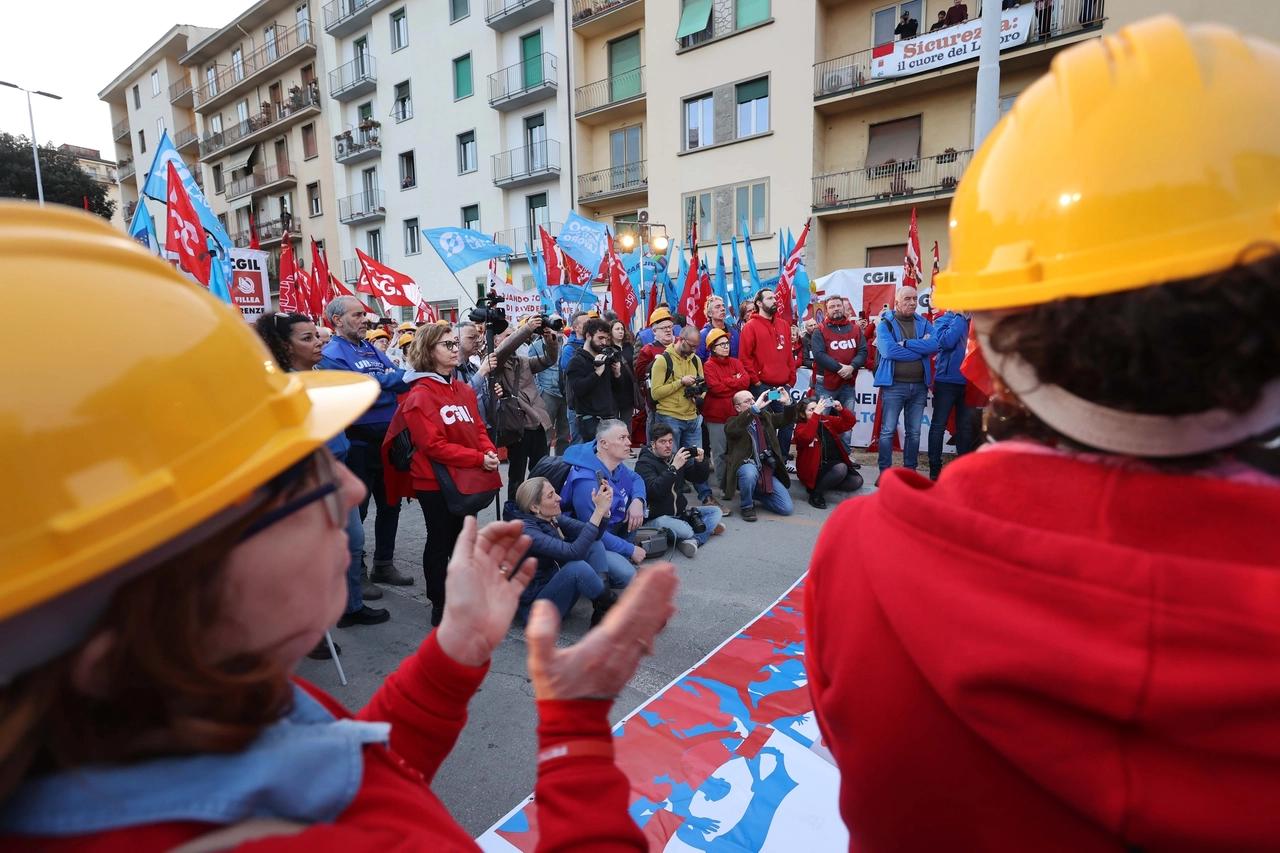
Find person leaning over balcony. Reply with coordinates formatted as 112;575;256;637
930;10;948;31
943;0;968;26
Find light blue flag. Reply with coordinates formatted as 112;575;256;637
656;256;679;309
423;227;514;274
713;238;728;306
525;243;554;312
556;212;611;280
741;217;760;292
730;236;744;314
548;284;598;318
128;198;159;253
795;247;813;320
206;238;232;303
675;243;689;299
141;130;231;251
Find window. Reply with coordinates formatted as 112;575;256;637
399;151;416;188
457;131;477;174
308;182;321;215
676;0;714;46
265;25;278;61
404;218;421;255
874;1;922;47
217;213;229;233
138;129;146;154
999;92;1020;118
393;81;412;121
353;37;370;78
232;47;244;81
156;117;166;139
867;244;907;267
237;100;250;126
462;204;480;231
210;114;223;135
609;125;642;190
213;164;224;193
302;123;317;158
367;228;383;262
865;115;922;167
150;71;160;96
453;54;472;100
527;192;549;236
735;0;769;29
685;94;714;150
297;3;310;42
735;181;768;236
520;32;543;89
132;85;140;109
608;33;641;102
681;178;769;241
450;0;469;22
391;8;408;50
736;77;769;137
525;113;547;170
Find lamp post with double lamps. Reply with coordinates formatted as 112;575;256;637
615;221;670;330
0;81;63;206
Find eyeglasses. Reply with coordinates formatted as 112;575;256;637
238;449;346;542
437;340;460;351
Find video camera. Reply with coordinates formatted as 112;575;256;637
594;345;624;368
468;290;508;335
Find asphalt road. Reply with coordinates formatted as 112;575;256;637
295;450;892;837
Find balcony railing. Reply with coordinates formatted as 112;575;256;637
572;0;642;26
338;189;387;223
168;76;193;104
226;160;297;201
493;140;561;188
323;0;395;37
199;85;321;158
334;125;381;164
113;118;129;141
814;0;1105;98
124;200;137;221
193;163;204;189
192;19;314;110
812;149;973;211
575;66;644;115
118;158;135;181
232;215;297;248
342;257;361;284
578;161;647;201
329;54;377;101
488;53;557;110
495;222;563;255
174;123;199;150
485;0;554;32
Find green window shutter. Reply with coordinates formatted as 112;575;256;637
735;0;769;29
736;77;768;103
521;32;543;89
454;55;472;98
676;0;713;39
609;34;642;101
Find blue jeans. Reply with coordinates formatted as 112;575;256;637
601;527;638;589
518;559;605;622
819;382;860;450
736;461;794;515
928;380;971;473
650;505;723;547
343;506;364;614
878;381;928;471
655;413;713;501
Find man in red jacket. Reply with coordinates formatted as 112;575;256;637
807;17;1280;852
739;288;799;461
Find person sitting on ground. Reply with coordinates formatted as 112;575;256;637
507;476;619;627
636;423;726;558
795;397;863;509
560;418;647;588
723;388;796;522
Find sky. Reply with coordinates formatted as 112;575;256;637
0;1;252;158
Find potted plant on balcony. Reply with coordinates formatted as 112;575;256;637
872;158;896;180
941;176;959;190
937;147;959;164
359;118;381;131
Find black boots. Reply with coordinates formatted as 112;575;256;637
808;491;828;509
371;561;414;585
590;588;619;627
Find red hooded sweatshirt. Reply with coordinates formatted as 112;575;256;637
383;373;500;499
703;354;751;424
806;443;1280;852
738;312;796;387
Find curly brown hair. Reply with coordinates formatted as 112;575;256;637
253;312;314;371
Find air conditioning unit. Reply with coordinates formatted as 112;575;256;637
636;207;651;224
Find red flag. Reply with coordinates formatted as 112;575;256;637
931;240;941;279
249;210;261;250
278;233;300;313
164;161;211;286
416;301;438;324
562;251;593;287
678;254;708;330
903;207;923;289
646;278;659;323
960;322;994;403
295;265;315;320
309;238;331;319
775;218;811;329
356;249;416;307
606;242;638;329
538;226;562;286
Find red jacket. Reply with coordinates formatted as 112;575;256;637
634;343;665;401
702;354;751;423
5;632;646;853
806;444;1280;852
793;407;856;489
738;313;797;388
384;374;499;498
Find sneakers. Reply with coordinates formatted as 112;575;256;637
740;505;757;522
359;571;383;601
307;638;339;660
590;588;619;627
337;604;391;628
808;492;828;509
711;523;726;535
702;496;730;517
677;539;698;558
371;561;414;586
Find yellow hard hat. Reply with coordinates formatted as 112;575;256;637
396;322;415;333
365;329;390;342
398;334;414;348
0;203;378;624
649;307;673;326
934;16;1280;312
706;328;730;348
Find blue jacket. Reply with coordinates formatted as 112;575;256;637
696;322;740;360
320;336;409;427
529;337;561;397
932;311;970;385
872;311;939;387
560;442;647;555
504;502;606;607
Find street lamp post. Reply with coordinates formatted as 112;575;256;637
616;223;668;330
0;81;64;206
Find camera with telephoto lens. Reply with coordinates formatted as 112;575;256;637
683;378;708;398
594;345;623;368
468;290;508;335
537;314;565;332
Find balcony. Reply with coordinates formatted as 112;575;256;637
812;149;973;214
814;0;1104;102
334;125;381;165
193;163;204;190
578;161;646;204
232;216;300;249
572;0;644;38
192;19;315;114
124;200;137;221
118;158;135;181
486;0;554;32
329;55;377;102
574;66;644;124
168;76;194;107
488;53;557;112
339;189;386;224
226;160;298;201
113;118;129;141
342;257;361;284
493;140;560;189
495;222;563;256
199;86;321;159
174;123;199;151
323;0;397;38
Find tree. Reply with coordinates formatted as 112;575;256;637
0;132;116;220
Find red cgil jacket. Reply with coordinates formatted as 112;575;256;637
738;313;797;388
793;407;857;490
383;373;500;499
806;443;1280;852
4;631;646;853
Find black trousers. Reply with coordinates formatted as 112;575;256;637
506;426;549;503
575;414;601;443
815;461;864;494
417;490;465;613
345;425;400;564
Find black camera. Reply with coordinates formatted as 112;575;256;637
468;290;508;335
683;378;708;398
678;506;707;535
538;314;565;332
594;345;623;367
680;447;699;458
759;449;778;469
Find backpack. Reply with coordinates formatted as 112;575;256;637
648;351;704;413
529;455;572;494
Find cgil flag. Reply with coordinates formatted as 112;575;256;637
357;249;417;307
903;207;924;289
422;227;513;273
142;129;231;251
310;238;331;319
775;218;812;329
278;233;301;313
605;237;638;329
538;225;563;286
164;161;211;286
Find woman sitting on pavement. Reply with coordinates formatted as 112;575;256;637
507;477;620;627
794;397;864;509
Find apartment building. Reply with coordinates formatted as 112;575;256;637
99;25;216;238
179;0;340;286
59;144;123;229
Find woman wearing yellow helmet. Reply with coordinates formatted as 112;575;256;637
806;17;1280;852
0;204;677;851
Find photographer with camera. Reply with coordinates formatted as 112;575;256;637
636;423;725;558
564;318;624;443
489;315;561;504
795;396;863;509
724;389;797;522
650;326;720;510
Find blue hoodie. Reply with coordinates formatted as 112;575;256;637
872;311;939;388
320;335;409;427
560;441;647;555
932;311;970;385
